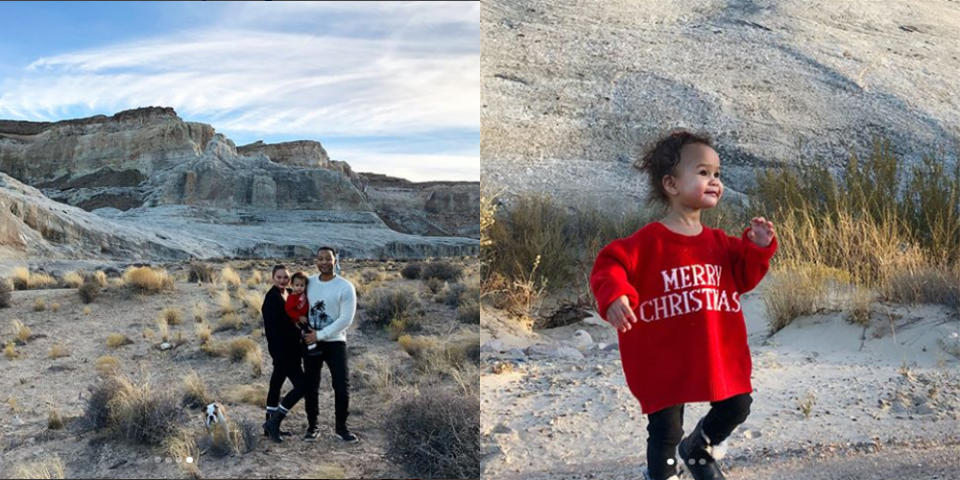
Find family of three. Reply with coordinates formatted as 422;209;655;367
260;246;360;443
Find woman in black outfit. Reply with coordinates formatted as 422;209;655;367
262;264;307;442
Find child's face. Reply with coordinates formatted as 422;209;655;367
292;279;305;294
663;143;723;209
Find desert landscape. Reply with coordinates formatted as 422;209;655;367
479;0;960;479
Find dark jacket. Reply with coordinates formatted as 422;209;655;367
262;286;303;358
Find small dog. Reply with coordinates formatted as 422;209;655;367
204;402;227;430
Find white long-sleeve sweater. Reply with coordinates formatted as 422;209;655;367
305;274;357;343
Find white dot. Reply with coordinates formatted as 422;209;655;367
688;459;695;465
666;458;675;465
154;457;162;463
186;457;193;464
699;458;706;465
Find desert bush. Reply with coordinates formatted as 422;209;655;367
220;266;242;290
50;302;60;312
421;261;463;282
239;289;263;318
209;419;257;457
27;271;57;289
195;322;212;344
164;428;201;478
457;299;481;324
9;456;65;479
354;353;405;397
214;313;244;332
5;341;19;360
78;278;101;304
188;262;214;283
401;263;422;280
92;270;108;287
362;287;422;331
362;269;385;284
83;306;92;315
387;316;422;341
883;266;960;308
442;282;470;307
425;277;445;294
48;408;65;429
0;278;11;308
155;318;170;343
95;355;120;376
33;298;46;312
48;343;70;359
763;264;850;334
215;290;235;315
123;266;174;294
398;334;481;374
226;337;262;375
62;271;84;288
161;307;183;325
181;370;211;408
224;384;267;407
200;339;227;357
11;266;29;290
192;303;206;322
106;333;133;348
83;374;182;445
246;269;263;287
383;388;480;478
12;319;31;343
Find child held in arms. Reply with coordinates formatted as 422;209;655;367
285;271;318;353
590;131;777;480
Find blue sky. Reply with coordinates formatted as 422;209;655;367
0;2;478;181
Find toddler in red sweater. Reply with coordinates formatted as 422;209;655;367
285;271;317;352
590;131;777;480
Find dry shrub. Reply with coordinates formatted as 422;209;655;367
106;333;133;348
181;370;211;408
209;419;257;457
214;313;244;332
48;343;70;359
95;355;121;376
155;318;170;343
48;408;65;429
92;270;108;287
387;316;422;341
0;278;11;308
398;334;481;375
200;339;227;357
82;306;92;315
421;261;463;282
224;384;267;407
9;456;65;479
83;374;182;445
123;266;174;294
762;263;852;334
78;278;101;304
847;286;874;326
164;427;201;478
33;298;46;312
11;266;30;290
62;271;84;288
195;322;212;344
239;289;263;318
50;302;60;312
246;269;263;287
220;266;242;290
401;263;422;280
884;266;960;308
362;287;422;331
162;307;183;325
188;262;214;283
12;319;31;343
192;303;206;323
215;290;235;315
226;337;262;376
354;354;405;397
4;341;18;360
362;269;385;284
28;272;57;289
457;300;480;324
383;388;480;479
426;277;445;295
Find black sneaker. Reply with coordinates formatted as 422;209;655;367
677;419;725;480
304;425;320;440
335;430;359;443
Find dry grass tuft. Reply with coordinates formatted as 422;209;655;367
9;455;66;479
192;303;206;323
33;298;46;312
239;289;263;318
161;307;183;325
5;341;19;360
95;355;120;376
220;266;242;290
123;266;174;294
195;322;212;345
12;319;31;343
83;374;181;445
106;333;133;348
223;384;267;407
48;408;65;429
181;370;211;408
78;278;101;304
62;271;84;288
215;290;235;315
48;343;70;359
0;278;11;308
214;313;244;332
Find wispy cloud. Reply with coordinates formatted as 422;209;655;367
0;2;478;180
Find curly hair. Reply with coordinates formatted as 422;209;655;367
634;130;714;203
290;271;309;286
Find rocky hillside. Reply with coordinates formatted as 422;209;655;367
481;0;960;208
0;107;478;261
359;173;480;238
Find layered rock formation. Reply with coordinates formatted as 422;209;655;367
482;0;960;208
359;173;480;238
0;107;478;261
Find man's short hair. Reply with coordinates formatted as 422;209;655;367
272;264;287;276
317;246;337;257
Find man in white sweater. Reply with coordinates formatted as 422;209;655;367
302;246;359;442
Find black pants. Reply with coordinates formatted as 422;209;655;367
303;341;350;432
266;349;306;411
646;393;752;480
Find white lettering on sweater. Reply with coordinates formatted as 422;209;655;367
639;264;740;322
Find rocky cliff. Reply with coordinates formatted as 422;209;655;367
481;0;960;208
359;173;480;238
0;107;478;260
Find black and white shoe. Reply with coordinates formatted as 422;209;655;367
677;419;725;480
335;430;359;443
304;425;320;440
642;465;681;480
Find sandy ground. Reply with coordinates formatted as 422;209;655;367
481;287;960;479
1;259;479;479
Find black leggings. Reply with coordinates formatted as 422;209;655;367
266;350;306;411
303;341;350;432
646;393;752;479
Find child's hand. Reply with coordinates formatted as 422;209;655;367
747;217;775;247
605;295;638;332
299;316;307;323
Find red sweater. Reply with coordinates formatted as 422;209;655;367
285;292;309;325
590;221;777;414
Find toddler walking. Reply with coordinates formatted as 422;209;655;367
590;131;777;480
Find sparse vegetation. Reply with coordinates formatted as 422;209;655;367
362;287;422;331
164;427;201;478
215;290;235;315
384;388;480;479
62;271;84;288
11;267;58;290
161;307;183;325
209;419;257;457
246;269;263;287
457;300;480;324
421;261;463;282
214;313;244;332
83;305;92;315
195;322;212;344
50;302;60;312
33;298;46;311
95;355;120;376
181;370;211;408
426;277;445;294
48;343;70;359
92;270;108;287
106;333;133;348
78;277;100;304
401;263;422;280
797;391;816;419
226;337;263;376
220;266;242;290
0;278;11;308
48;408;65;429
239;289;262;318
83;374;182;445
5;341;19;360
9;455;66;479
398;334;481;375
224;383;267;407
188;262;214;283
123;266;174;294
12;319;31;343
192;303;206;322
